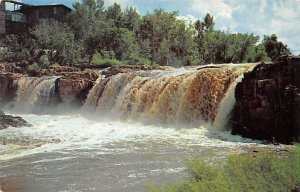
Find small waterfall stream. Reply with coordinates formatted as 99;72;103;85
13;76;59;113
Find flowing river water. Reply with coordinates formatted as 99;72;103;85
0;64;287;192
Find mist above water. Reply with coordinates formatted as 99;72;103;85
1;64;270;192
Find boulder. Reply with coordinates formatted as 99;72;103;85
0;110;31;130
232;56;300;144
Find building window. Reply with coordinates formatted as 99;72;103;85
54;7;57;15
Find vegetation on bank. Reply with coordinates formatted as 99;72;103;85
148;145;300;192
0;0;292;68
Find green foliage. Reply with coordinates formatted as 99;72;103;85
148;148;300;192
138;9;195;66
263;34;291;61
27;63;41;76
244;44;271;63
1;1;293;67
294;145;300;184
92;53;122;65
33;23;81;66
0;35;36;62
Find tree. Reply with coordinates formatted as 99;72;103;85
0;34;37;63
203;13;215;31
33;23;81;66
138;9;193;66
124;7;141;31
68;0;106;63
263;34;291;61
244;44;271;63
195;19;205;63
106;3;124;28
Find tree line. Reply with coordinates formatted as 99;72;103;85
0;0;292;67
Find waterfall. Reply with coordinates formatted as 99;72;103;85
13;76;59;113
2;63;257;128
84;64;257;128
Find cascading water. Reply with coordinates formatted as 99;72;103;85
12;76;59;113
83;64;256;128
1;63;275;192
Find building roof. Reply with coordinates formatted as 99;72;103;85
28;4;72;11
3;0;71;11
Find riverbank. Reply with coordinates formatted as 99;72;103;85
148;145;300;192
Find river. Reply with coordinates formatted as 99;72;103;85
0;64;286;191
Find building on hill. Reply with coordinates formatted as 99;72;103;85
0;0;71;44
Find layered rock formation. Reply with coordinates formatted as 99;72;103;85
232;56;300;144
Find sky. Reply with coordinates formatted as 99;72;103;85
13;0;300;54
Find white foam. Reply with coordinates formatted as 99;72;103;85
0;113;262;161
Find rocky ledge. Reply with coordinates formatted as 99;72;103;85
0;63;172;106
0;110;31;130
232;56;300;144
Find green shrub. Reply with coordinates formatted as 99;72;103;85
294;145;300;184
91;53;122;65
92;58;122;65
148;147;300;192
27;63;41;76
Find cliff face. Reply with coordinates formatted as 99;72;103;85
232;56;300;144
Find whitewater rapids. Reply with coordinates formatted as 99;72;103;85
0;64;283;192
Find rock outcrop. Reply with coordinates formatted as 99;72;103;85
0;72;23;104
101;65;172;78
232;56;300;144
0;110;31;130
55;70;99;105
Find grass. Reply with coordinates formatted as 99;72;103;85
92;54;122;65
91;53;152;65
148;145;300;192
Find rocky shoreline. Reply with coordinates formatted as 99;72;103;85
0;110;31;130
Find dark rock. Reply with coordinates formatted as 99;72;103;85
55;70;99;105
0;72;24;104
232;56;300;144
0;112;31;130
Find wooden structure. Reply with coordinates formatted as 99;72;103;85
0;0;71;36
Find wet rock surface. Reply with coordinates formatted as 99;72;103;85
55;70;99;105
0;110;31;130
101;65;172;78
232;56;300;144
0;72;24;104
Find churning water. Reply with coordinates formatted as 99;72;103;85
0;64;283;192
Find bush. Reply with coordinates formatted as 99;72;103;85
148;145;300;192
92;58;122;65
27;63;41;76
91;53;123;65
